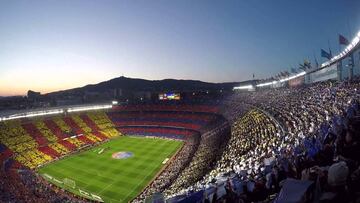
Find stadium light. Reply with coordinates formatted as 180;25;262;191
1;109;64;121
235;32;360;89
112;101;118;105
233;85;254;90
256;81;272;87
67;105;112;113
0;103;115;122
321;29;360;68
255;71;306;88
352;36;359;46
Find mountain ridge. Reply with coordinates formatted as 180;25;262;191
45;76;250;96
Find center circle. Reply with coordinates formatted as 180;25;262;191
111;151;133;159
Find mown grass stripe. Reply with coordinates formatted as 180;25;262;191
38;136;182;203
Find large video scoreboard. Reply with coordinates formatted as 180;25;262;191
159;92;181;100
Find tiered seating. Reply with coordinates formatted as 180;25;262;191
63;116;84;135
48;143;69;156
118;126;197;139
80;114;101;131
44;119;68;139
70;114;102;143
76;135;94;145
99;127;119;138
207;109;281;177
108;112;216;122
15;150;52;169
113;120;202;130
33;119;58;142
166;81;360;203
0;121;55;168
86;111;119;138
22;123;49;146
0;110;123;202
111;113;210;130
80;114;108;140
38;146;61;159
2;105;226;202
66;137;85;148
58;140;77;151
71;115;92;133
113;104;219;113
52;116;72;135
0;110;120;171
0;120;38;153
107;110;218;135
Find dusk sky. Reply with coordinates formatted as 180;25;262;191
1;0;360;96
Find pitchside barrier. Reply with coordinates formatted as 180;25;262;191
79;189;104;202
41;174;104;202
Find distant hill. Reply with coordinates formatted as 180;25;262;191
46;76;249;96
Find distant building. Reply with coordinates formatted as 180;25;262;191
27;90;41;100
113;88;122;98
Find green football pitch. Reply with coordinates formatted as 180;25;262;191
37;136;183;203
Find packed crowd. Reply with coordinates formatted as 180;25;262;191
3;81;359;203
0;110;120;202
130;115;230;203
1;104;225;203
0;165;88;203
207;109;283;180
164;118;231;197
168;79;360;203
133;134;201;202
0;111;119;169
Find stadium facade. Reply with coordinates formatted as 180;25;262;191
234;30;360;90
1;29;360;203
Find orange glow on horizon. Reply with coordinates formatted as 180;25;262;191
0;66;120;96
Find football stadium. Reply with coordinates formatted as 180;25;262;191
1;1;360;203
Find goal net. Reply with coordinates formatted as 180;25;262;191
63;178;76;189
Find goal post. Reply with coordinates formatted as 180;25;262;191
63;178;76;189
